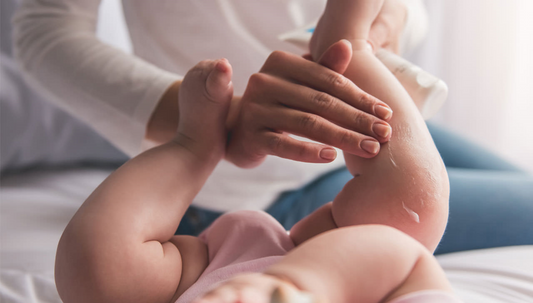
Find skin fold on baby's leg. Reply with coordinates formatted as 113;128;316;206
291;0;449;252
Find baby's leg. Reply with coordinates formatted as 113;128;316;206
291;0;449;251
196;225;452;303
332;46;450;251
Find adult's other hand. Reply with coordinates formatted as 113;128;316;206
226;40;393;168
368;0;408;54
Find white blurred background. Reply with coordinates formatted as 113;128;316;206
96;0;533;171
409;0;533;172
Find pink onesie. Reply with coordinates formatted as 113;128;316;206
175;210;295;303
175;210;463;303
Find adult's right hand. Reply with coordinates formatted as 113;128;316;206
226;40;393;168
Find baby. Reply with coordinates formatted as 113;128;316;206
55;0;458;302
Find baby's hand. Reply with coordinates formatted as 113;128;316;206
175;59;234;161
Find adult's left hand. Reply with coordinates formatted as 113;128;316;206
368;0;408;54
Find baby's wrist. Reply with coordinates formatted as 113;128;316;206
170;132;224;167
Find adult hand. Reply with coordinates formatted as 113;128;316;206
225;40;393;169
368;0;408;54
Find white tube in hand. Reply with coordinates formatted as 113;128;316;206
374;49;448;120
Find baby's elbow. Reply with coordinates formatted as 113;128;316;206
55;227;119;303
55;231;97;303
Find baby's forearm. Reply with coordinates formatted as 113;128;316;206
66;140;216;243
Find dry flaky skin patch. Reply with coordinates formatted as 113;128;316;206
385;121;447;225
388;144;398;168
270;286;318;303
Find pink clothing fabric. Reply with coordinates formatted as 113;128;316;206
175;211;463;303
175;210;295;303
389;290;464;303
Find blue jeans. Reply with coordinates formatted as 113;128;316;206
177;123;533;254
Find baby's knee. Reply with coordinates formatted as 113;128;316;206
332;165;449;251
387;164;450;250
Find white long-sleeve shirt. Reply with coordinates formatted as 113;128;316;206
13;0;428;212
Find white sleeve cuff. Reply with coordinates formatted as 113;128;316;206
130;70;182;156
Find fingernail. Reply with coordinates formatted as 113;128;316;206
361;140;380;154
340;39;352;49
320;148;337;161
215;60;228;72
372;123;391;139
374;104;393;120
366;41;374;52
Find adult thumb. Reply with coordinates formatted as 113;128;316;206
368;19;390;51
316;39;353;74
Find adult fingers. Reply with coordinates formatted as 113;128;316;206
259;106;381;158
368;18;392;51
368;0;407;54
301;53;313;61
257;73;391;142
226;117;339;167
316;39;353;74
260;51;392;121
261;132;339;163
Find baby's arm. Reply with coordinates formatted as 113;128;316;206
55;60;233;303
291;0;449;251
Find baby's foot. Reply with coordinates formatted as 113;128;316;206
193;273;321;303
176;59;234;160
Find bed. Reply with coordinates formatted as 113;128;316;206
1;167;532;303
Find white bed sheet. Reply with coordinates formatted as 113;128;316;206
1;168;532;303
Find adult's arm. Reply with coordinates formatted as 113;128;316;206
398;0;429;54
145;0;429;151
367;0;429;54
13;0;181;157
